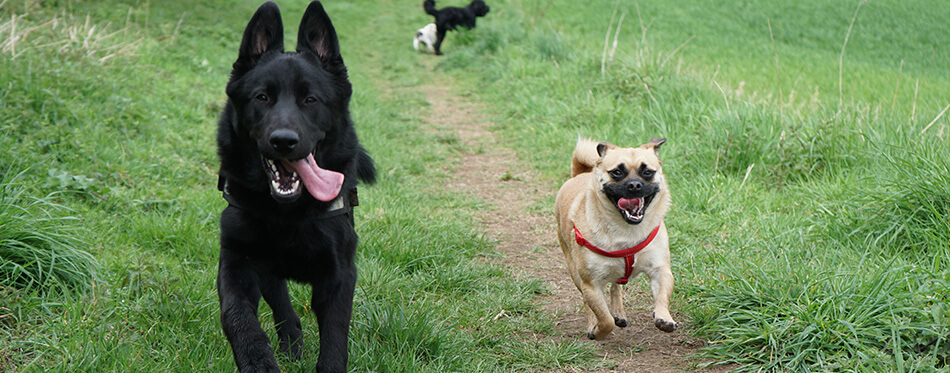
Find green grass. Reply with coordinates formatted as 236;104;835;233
2;0;949;371
0;167;97;294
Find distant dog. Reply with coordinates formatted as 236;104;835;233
215;1;375;372
555;138;677;340
413;23;437;53
422;0;490;55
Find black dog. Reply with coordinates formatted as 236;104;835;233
422;0;490;55
215;1;375;372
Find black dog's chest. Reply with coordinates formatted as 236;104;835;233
220;209;356;281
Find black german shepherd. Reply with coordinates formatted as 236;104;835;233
215;2;375;372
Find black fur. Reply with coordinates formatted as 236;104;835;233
215;2;375;372
422;0;490;55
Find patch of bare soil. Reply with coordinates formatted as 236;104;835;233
420;83;726;372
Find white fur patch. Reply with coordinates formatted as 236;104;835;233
413;23;437;54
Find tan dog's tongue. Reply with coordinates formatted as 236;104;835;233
282;154;344;202
618;197;643;211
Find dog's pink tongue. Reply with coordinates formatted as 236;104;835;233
284;154;344;202
618;197;643;211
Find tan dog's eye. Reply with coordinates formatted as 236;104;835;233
609;169;625;179
641;169;655;178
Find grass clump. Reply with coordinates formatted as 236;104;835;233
692;261;949;371
0;167;97;294
823;141;950;257
352;299;461;371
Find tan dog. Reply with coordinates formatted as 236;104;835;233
555;137;676;340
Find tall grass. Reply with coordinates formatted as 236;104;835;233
690;256;949;370
822;141;950;257
0;166;97;294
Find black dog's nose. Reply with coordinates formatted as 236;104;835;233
627;181;643;192
269;129;299;154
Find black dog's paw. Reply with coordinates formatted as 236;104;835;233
613;317;628;328
278;339;303;361
654;318;678;333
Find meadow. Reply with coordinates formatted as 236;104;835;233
1;0;947;371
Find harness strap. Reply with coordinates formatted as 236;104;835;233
573;225;660;285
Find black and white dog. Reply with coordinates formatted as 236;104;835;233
422;0;490;55
413;23;437;54
215;1;375;372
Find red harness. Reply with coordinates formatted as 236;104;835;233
573;225;660;285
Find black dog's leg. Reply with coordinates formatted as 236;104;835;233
311;266;357;373
259;275;304;361
433;26;447;55
218;250;280;373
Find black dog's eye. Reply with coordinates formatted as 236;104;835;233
304;96;317;104
255;94;268;102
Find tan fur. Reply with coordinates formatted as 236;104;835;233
555;137;677;340
570;138;604;177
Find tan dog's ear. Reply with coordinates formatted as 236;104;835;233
596;142;617;157
643;137;667;153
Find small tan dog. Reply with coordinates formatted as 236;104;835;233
555;137;677;340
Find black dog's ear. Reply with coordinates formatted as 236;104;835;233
236;2;284;67
296;1;344;71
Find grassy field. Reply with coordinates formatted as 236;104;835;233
1;0;948;371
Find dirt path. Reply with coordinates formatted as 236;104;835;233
419;82;726;372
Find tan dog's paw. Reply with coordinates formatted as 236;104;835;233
654;316;678;333
586;324;615;340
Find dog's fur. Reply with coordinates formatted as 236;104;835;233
413;23;437;54
422;0;490;55
555;138;676;340
215;2;375;372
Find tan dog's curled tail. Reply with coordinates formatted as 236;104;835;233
571;137;614;177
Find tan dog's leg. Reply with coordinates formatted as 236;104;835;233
562;256;583;293
648;266;678;332
608;283;628;327
583;303;597;337
558;234;584;293
580;282;615;339
559;244;614;339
